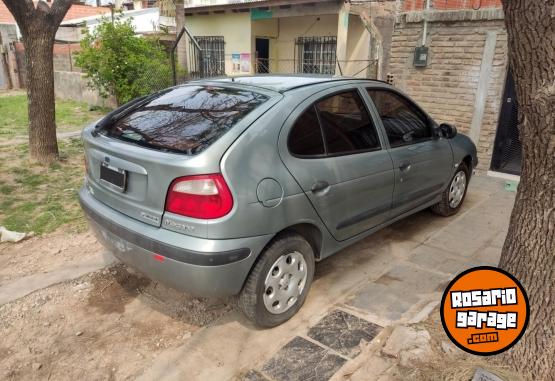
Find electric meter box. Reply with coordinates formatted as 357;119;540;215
413;46;429;67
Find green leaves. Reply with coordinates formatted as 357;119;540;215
75;18;175;106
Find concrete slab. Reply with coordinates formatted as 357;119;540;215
471;245;502;266
408;244;469;275
261;336;347;381
307;310;382;358
346;263;448;323
347;282;416;323
472;367;506;381
0;252;115;306
243;370;270;381
425;228;491;258
344;355;393;381
376;264;449;294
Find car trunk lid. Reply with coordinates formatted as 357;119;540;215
82;83;278;229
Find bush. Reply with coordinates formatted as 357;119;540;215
75;18;175;105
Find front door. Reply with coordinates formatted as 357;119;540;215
491;69;521;175
255;38;269;74
366;88;453;216
280;88;394;241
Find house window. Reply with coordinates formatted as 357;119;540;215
295;36;337;75
194;36;225;76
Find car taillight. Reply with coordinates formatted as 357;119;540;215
165;174;233;219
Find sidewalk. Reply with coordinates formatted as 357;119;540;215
138;174;517;381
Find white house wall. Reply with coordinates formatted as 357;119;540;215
185;12;252;74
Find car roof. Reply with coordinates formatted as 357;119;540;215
194;75;389;93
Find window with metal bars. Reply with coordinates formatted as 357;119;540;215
194;36;226;77
295;36;337;75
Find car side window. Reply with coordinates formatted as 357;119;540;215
366;89;431;147
288;105;325;156
316;91;381;155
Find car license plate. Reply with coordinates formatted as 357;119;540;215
100;162;127;192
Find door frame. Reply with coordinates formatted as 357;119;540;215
255;37;270;74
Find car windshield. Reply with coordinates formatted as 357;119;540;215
99;85;269;155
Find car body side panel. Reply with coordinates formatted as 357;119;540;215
210;101;329;240
277;85;395;242
361;84;454;216
387;140;454;215
450;134;479;171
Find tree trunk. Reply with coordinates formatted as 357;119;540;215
24;35;59;163
498;1;555;380
1;0;73;164
174;0;188;76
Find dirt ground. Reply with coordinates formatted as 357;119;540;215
0;231;102;286
0;263;233;381
400;309;524;381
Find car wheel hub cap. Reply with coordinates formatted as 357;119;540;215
263;251;308;314
449;170;467;208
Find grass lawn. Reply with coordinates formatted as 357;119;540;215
0;138;87;235
0;94;110;140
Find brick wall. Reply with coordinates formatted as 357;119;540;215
388;13;508;170
403;0;502;11
53;43;81;72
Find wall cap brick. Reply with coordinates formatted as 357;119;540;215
403;8;504;23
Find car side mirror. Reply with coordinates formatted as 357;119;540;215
438;123;457;139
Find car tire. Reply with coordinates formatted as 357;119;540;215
238;233;315;328
432;162;470;217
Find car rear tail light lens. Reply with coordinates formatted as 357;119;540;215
165;174;233;219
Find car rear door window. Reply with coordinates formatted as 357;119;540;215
366;89;431;147
288;105;325;156
99;85;269;155
316;91;380;155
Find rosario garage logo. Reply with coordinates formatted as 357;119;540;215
440;266;529;355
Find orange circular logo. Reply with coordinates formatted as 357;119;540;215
440;266;529;356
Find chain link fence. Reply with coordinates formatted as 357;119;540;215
254;58;378;78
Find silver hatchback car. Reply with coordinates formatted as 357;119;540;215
80;76;477;327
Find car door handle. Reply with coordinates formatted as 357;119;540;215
399;161;412;172
311;181;329;193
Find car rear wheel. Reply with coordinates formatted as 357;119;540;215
432;162;470;217
238;233;315;328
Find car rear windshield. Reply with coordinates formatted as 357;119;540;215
98;85;269;155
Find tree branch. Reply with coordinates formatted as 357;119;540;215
49;0;74;28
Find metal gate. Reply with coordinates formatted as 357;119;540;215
491;68;522;175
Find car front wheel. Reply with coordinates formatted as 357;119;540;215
432;162;470;217
238;233;315;328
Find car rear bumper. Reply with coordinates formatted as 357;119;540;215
79;186;272;297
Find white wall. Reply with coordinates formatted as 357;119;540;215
185;12;252;73
59;8;161;41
